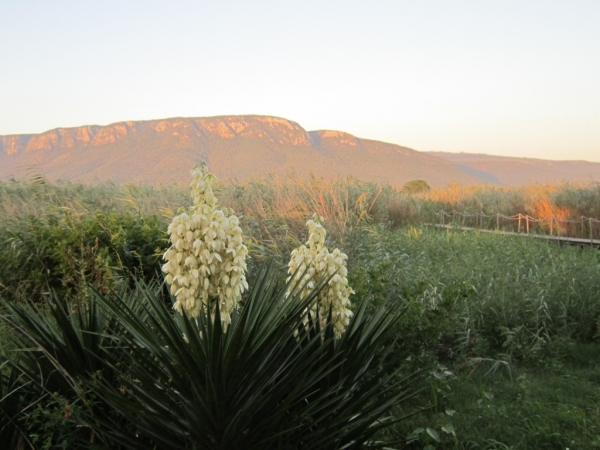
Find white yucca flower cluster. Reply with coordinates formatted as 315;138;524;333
287;215;354;339
162;164;248;325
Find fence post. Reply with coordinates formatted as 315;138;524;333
497;213;500;230
550;216;553;235
590;217;594;243
526;215;530;234
517;214;522;233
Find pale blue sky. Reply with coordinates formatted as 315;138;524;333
1;1;599;161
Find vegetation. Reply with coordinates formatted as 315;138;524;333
0;175;599;448
402;180;431;195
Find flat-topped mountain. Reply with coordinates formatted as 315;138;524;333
0;115;484;187
1;115;598;187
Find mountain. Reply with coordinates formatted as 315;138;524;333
1;115;598;187
0;115;488;187
429;152;600;186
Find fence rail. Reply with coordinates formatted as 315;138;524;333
435;210;600;246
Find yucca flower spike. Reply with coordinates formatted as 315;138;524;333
287;214;353;339
162;163;248;326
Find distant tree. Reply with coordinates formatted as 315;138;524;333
402;179;431;194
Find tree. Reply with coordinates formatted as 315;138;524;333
403;179;431;194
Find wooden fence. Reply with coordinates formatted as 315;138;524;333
435;210;600;246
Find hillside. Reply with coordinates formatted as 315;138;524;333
429;151;600;186
0;116;485;187
2;115;599;187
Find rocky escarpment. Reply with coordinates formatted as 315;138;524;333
0;116;312;155
0;115;486;187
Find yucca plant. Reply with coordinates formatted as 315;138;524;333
0;358;34;449
0;268;420;449
0;286;155;448
82;266;419;449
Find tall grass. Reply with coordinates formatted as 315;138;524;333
420;183;600;237
1;177;600;301
2;176;599;236
350;226;600;448
349;226;600;361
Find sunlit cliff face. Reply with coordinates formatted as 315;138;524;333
192;116;312;146
315;130;359;147
0;116;317;157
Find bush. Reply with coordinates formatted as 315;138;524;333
0;210;167;302
0;269;421;449
402;180;431;195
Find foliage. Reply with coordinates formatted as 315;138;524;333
1;179;600;303
397;345;600;449
0;207;166;302
349;225;600;363
346;225;600;449
0;285;150;448
0;357;33;448
0;270;420;449
1;176;600;448
402;180;431;195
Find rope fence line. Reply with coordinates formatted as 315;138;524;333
436;210;600;243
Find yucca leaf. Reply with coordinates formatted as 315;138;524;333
0;263;421;449
87;266;416;448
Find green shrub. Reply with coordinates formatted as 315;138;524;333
0;210;166;302
402;180;431;195
0;285;149;448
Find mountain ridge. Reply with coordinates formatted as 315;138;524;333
428;151;600;186
2;115;599;187
0;115;484;187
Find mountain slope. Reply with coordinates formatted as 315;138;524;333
429;152;600;186
0;116;486;187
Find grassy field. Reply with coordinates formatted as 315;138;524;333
349;226;600;448
0;176;599;448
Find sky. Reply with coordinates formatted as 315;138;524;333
1;0;599;161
